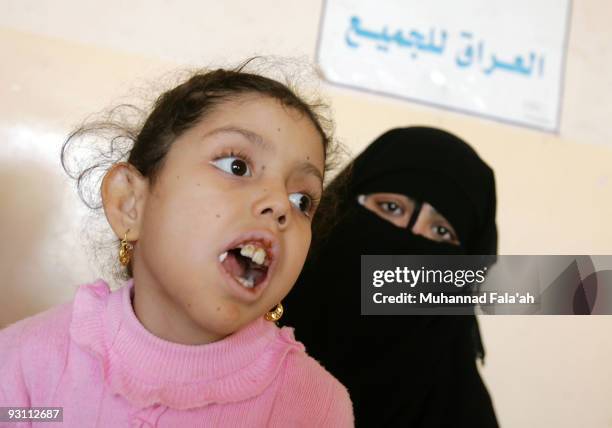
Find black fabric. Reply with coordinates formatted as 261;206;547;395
282;127;499;427
352;127;497;254
406;200;423;231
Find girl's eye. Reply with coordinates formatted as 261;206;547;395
211;156;252;177
289;193;312;215
378;201;404;216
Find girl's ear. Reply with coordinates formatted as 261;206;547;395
101;162;149;241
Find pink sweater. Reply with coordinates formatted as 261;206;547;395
0;280;353;427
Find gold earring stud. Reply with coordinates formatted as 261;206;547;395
264;303;284;322
119;229;133;266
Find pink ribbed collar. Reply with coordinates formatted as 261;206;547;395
69;279;304;410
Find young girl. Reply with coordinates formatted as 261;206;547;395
0;63;353;427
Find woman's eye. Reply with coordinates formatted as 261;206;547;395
211;156;252;177
289;193;312;215
378;201;403;216
433;225;454;241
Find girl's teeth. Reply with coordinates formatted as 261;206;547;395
240;244;267;265
251;248;266;265
236;276;254;288
219;251;228;263
240;245;255;258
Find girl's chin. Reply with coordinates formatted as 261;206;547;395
188;303;254;338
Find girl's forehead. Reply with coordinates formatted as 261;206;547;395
201;95;315;133
168;95;325;176
203;96;323;152
208;94;295;120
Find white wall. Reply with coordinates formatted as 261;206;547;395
1;1;611;427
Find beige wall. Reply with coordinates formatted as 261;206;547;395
1;1;611;427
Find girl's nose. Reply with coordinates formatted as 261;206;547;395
260;206;287;227
253;185;291;229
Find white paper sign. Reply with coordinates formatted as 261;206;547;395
317;0;571;131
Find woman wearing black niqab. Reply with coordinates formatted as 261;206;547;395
282;127;499;427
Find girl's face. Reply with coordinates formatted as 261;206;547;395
130;95;325;344
358;192;460;245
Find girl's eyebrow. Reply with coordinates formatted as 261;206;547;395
202;125;271;151
295;162;323;185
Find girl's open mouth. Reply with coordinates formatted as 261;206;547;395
218;233;278;298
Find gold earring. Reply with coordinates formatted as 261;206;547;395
264;303;284;322
119;229;133;266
